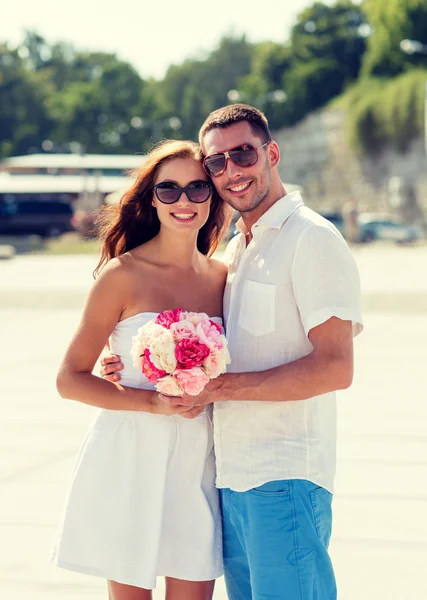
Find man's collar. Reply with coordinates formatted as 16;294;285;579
235;191;304;235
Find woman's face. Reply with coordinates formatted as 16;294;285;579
152;157;213;235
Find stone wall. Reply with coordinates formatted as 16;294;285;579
273;108;427;224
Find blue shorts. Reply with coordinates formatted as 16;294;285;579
220;479;337;600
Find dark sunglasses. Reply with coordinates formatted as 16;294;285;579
152;180;213;204
203;141;270;177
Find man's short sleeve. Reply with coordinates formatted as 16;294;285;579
291;224;363;338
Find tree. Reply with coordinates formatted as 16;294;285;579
283;59;347;124
155;35;254;139
291;1;367;80
0;42;54;157
47;53;146;153
362;0;427;77
239;1;368;130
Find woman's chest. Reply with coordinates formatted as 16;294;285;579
130;270;224;317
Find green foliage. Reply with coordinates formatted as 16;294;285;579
0;2;426;159
154;35;254;140
283;59;347;124
291;0;367;79
281;0;367;123
0;41;55;157
345;70;427;153
236;1;367;129
362;0;427;77
48;56;145;153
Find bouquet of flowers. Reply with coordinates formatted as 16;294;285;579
131;308;230;396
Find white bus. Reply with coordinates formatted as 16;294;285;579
0;153;145;177
0;153;147;211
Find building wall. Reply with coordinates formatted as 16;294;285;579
273;108;427;224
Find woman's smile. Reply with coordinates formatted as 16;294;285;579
170;211;198;223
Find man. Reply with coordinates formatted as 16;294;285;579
102;104;363;600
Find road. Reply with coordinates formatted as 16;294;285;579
1;244;426;599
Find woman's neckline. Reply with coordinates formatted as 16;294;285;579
118;311;223;326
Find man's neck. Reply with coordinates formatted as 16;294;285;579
240;180;287;243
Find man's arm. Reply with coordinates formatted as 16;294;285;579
166;316;353;406
219;316;353;401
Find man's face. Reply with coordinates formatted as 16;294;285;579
202;121;273;214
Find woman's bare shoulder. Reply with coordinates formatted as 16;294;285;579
96;255;132;281
207;256;228;281
94;254;148;297
99;252;153;277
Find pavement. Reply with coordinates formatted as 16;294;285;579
1;243;427;599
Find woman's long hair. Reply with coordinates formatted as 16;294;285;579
94;140;230;277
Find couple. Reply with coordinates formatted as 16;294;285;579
52;104;363;600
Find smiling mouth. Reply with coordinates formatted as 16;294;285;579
228;181;252;194
171;213;197;222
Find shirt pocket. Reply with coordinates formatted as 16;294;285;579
238;280;276;336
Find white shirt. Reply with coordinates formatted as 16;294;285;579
214;191;363;493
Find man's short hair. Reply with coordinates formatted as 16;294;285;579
199;104;272;150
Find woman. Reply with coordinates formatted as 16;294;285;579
52;140;230;600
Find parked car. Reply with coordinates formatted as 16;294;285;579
358;214;423;244
319;211;345;236
0;198;74;238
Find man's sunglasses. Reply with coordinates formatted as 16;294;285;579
203;141;270;177
152;180;213;204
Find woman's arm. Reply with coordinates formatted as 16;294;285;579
56;260;201;418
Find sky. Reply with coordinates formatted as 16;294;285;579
0;0;321;80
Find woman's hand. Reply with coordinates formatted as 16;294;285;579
161;376;226;407
150;392;205;419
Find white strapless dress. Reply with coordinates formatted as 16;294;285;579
52;312;223;590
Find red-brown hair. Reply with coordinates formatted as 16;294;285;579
94;139;230;276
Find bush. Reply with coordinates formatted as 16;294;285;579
344;70;427;154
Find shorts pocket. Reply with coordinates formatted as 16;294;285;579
251;480;291;497
309;486;333;549
238;280;276;336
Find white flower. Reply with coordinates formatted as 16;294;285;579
156;375;183;397
131;320;164;369
203;347;230;378
149;330;177;373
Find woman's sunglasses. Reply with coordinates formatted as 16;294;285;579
152;180;213;204
203;141;270;178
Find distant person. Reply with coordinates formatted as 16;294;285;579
102;104;363;600
52;140;229;600
342;199;360;243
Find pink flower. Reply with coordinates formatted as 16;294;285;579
155;308;182;329
175;367;210;396
180;311;209;326
195;320;224;351
141;349;167;383
175;338;210;369
156;375;183;397
210;319;223;334
170;319;197;341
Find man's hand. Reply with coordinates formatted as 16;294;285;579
151;392;205;419
100;351;124;383
160;375;226;408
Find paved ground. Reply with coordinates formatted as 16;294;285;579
1;244;427;599
1;242;426;312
